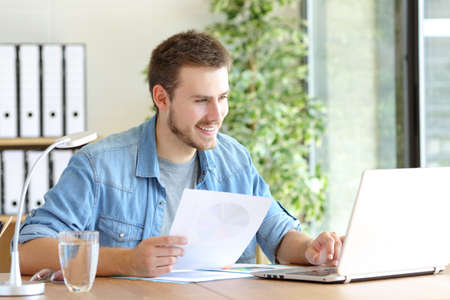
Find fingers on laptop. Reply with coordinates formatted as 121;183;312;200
312;232;343;266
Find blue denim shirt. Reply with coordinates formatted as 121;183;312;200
19;116;301;263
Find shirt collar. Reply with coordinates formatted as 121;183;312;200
198;148;217;182
136;116;159;178
135;115;216;178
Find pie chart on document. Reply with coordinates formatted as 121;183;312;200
194;202;250;244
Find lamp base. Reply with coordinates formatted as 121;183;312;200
0;281;45;296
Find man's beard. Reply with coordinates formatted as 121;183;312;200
167;108;218;151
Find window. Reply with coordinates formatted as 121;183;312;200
420;0;450;166
307;0;401;234
306;0;450;234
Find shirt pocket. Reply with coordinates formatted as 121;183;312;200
97;216;144;249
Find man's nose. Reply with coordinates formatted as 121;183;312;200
206;100;221;122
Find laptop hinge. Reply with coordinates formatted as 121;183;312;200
344;275;352;284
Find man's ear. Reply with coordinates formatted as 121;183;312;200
152;84;170;111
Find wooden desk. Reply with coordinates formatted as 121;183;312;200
0;274;219;300
1;268;449;299
200;267;450;300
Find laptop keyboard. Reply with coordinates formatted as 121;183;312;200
290;267;337;276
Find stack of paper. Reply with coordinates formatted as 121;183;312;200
119;264;301;284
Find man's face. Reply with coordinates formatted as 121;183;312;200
166;65;229;150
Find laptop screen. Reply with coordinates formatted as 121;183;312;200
338;167;450;276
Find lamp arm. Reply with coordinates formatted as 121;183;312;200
9;137;69;287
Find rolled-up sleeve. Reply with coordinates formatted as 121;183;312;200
256;200;301;262
19;150;96;244
251;164;301;263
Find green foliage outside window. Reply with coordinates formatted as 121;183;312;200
206;0;327;230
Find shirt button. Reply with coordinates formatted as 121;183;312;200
159;201;163;205
119;233;125;238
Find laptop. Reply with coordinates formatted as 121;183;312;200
253;167;450;283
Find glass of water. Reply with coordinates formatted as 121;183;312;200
58;231;99;293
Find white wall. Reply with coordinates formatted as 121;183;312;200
0;0;218;136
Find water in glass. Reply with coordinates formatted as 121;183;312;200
58;231;99;292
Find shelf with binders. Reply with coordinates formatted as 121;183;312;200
0;133;102;272
0;138;58;219
0;136;98;216
0;137;81;219
0;134;96;271
0;137;94;215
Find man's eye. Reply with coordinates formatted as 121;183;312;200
196;99;207;103
220;95;228;101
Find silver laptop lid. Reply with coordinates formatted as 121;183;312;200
338;167;450;276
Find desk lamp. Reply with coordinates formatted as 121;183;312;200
0;131;98;296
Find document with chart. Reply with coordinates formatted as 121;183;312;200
169;189;272;270
116;190;272;283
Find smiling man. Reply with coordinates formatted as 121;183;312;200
18;30;343;277
155;65;229;161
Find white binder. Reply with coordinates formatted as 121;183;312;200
2;150;25;215
26;150;49;212
51;150;72;186
65;45;86;134
42;44;63;137
19;45;41;137
0;45;18;138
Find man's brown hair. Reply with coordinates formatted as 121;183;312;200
148;30;231;112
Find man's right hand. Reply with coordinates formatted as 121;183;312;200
126;235;187;277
